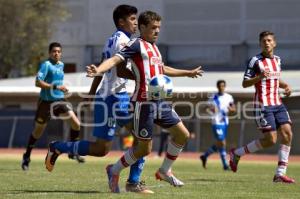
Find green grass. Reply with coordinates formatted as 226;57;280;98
1;155;300;199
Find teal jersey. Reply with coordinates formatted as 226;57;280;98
36;59;64;101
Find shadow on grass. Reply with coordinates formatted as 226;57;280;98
8;190;109;194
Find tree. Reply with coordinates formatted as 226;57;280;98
0;0;68;78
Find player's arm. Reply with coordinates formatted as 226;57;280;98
279;79;291;97
242;60;269;88
242;73;268;88
35;63;68;92
86;55;124;77
116;62;135;80
36;79;68;93
87;76;103;96
163;65;203;78
87;39;139;77
86;54;105;98
205;104;217;114
228;103;236;113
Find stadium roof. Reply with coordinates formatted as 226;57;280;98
0;71;299;97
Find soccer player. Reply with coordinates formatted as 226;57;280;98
200;80;236;170
44;5;154;194
21;42;84;171
229;31;295;183
85;11;203;193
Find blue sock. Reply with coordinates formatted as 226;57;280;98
218;147;228;168
204;145;218;158
53;140;90;156
127;157;145;184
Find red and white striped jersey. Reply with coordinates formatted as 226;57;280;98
244;53;282;106
116;38;164;101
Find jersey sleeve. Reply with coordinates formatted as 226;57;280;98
36;62;48;81
116;38;140;61
243;58;259;80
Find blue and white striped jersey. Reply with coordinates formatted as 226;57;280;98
97;30;132;97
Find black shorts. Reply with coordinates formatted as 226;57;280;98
35;99;72;124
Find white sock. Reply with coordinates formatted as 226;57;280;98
160;140;184;173
112;148;137;175
276;144;290;176
234;140;262;156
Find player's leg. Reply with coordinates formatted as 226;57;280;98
230;106;276;172
22;122;47;170
273;104;294;183
155;121;188;186
116;96;153;193
107;138;152;193
106;102;154;193
22;100;49;170
51;101;85;163
215;125;229;170
153;101;187;186
66;110;85;162
216;140;229;170
200;125;220;169
45;97;114;171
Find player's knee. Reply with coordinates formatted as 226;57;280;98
140;146;151;156
135;145;151;157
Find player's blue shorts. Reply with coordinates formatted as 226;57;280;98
255;104;292;132
212;124;228;141
133;100;181;140
93;92;131;141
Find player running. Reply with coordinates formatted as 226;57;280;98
229;31;295;183
200;80;236;170
21;42;84;171
86;11;203;193
44;5;155;194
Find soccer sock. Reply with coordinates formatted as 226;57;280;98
111;148;137;175
24;134;38;157
218;147;228;168
127;157;145;184
234;139;262;156
53;140;90;156
203;145;218;158
276;144;290;176
69;129;80;141
160;140;184;173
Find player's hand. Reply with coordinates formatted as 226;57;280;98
57;85;69;93
259;70;270;79
188;66;203;78
283;85;292;97
86;64;102;77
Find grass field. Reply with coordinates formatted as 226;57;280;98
1;153;300;199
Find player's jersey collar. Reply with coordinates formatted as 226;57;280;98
117;29;131;38
48;58;60;65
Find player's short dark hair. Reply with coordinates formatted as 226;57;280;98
217;80;226;87
49;42;62;52
138;11;161;30
113;5;137;28
259;31;275;42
